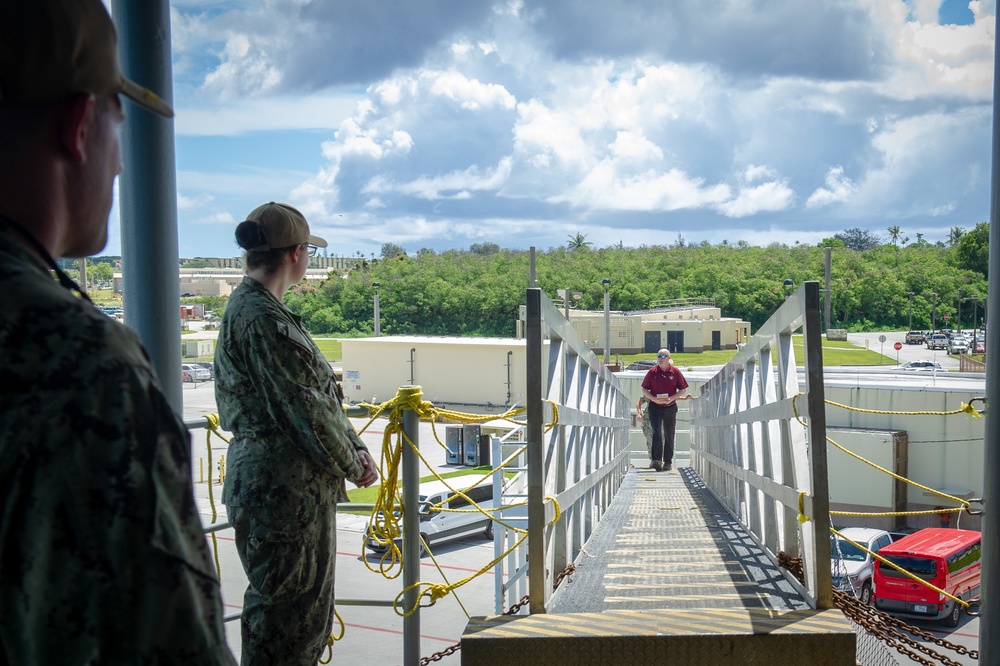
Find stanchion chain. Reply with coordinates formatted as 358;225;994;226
417;564;577;665
777;552;977;665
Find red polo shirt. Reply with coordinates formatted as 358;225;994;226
642;363;689;399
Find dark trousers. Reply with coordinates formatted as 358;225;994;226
648;402;678;464
230;502;337;666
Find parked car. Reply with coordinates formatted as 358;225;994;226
972;341;985;354
182;363;211;382
926;334;948;350
625;360;657;371
873;528;981;627
195;361;215;379
904;331;925;344
947;338;968;355
831;527;901;604
898;360;942;372
364;478;498;556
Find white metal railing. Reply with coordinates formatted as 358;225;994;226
689;281;833;609
523;287;632;613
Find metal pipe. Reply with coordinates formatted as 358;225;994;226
113;0;182;413
506;350;513;406
602;278;611;364
525;288;545;613
402;405;420;665
408;347;416;385
373;282;381;337
980;6;1000;660
824;247;832;332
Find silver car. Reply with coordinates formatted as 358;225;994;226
182;363;211;382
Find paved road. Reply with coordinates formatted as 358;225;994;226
846;330;961;370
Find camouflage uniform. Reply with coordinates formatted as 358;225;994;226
0;236;235;664
215;277;369;666
637;397;654;458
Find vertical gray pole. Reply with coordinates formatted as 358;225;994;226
526;288;546;613
113;0;182;413
79;261;88;295
907;292;914;332
529;247;536;287
803;282;833;610
373;289;381;337
603;280;611;364
402;405;420;665
932;292;938;331
824;247;832;332
979;7;1000;661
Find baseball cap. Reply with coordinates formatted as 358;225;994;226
246;202;328;251
0;0;173;117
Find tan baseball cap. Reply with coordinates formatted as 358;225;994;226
0;0;173;118
246;202;328;251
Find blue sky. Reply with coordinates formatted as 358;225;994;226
108;0;995;259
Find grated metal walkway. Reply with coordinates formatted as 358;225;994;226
461;466;856;665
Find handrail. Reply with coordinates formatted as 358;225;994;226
689;281;832;609
524;287;631;613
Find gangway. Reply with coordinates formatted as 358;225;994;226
461;281;857;664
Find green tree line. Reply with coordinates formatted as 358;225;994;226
274;222;990;337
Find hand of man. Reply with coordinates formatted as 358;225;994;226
353;450;380;488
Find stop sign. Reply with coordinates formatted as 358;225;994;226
894;342;902;351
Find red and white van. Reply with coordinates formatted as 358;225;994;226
873;528;981;627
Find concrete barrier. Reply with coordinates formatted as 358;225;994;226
827;328;848;341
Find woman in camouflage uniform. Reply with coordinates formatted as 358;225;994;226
215;202;379;665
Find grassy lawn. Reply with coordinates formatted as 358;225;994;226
341;465;497;515
618;336;891;368
313;338;343;361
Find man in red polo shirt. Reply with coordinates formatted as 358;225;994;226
640;348;689;471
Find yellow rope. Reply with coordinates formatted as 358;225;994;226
824;398;982;418
318;610;345;664
831;508;966;517
393;496;562;617
826;436;971;510
830;527;969;608
203;413;228;580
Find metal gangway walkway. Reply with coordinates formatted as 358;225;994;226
460;281;858;665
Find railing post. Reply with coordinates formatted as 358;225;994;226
803;282;833;609
526;288;546;613
402;404;421;664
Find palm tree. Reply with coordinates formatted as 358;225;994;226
948;226;965;246
886;225;901;247
566;231;592;251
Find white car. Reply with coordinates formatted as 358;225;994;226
831;527;897;604
898;360;942;371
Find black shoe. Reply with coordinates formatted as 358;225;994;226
650;461;662;471
662;463;672;471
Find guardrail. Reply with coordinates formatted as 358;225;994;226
689;281;833;609
186;412;426;664
523;287;632;613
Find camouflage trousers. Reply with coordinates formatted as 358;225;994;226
229;502;337;666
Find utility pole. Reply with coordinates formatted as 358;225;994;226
931;292;938;331
907;292;914;332
958;288;964;333
602;278;611;365
372;282;381;337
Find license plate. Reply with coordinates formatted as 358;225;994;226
914;604;928;613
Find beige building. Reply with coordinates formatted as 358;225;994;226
113;257;358;297
522;299;751;354
341;336;537;410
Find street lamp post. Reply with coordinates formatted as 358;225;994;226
931;292;938;331
907;292;914;332
783;278;794;299
602;278;611;365
372;281;381;337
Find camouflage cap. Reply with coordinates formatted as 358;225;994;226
0;0;173;117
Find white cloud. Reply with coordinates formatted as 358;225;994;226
807;166;858;209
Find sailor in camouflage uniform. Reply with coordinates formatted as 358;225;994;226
215;202;379;666
0;1;235;663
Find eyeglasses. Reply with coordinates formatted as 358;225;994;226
657;354;668;359
301;244;318;257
